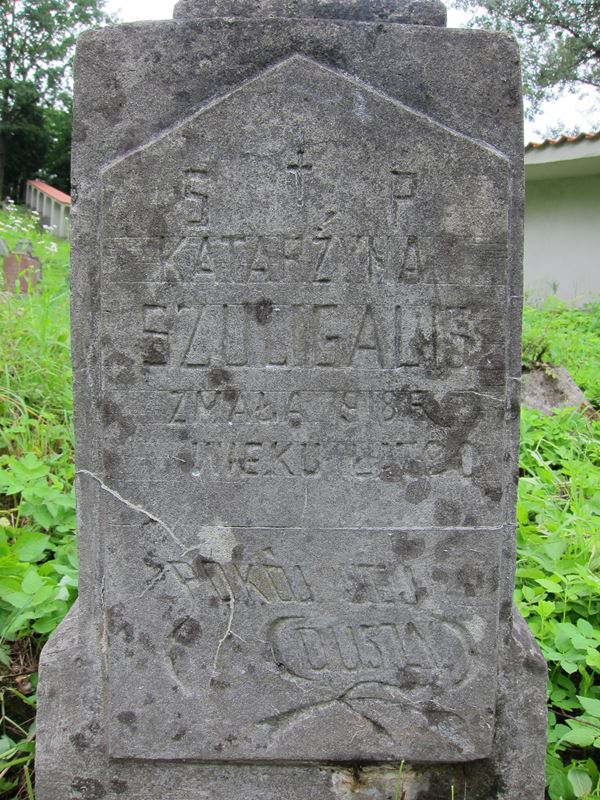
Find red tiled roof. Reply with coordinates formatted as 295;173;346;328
525;131;600;152
26;179;71;205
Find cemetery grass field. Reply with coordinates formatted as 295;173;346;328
0;206;598;800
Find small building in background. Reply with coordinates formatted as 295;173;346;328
24;179;71;239
524;132;600;304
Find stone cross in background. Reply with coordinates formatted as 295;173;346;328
36;1;547;797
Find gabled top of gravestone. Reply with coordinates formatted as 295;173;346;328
15;239;32;255
173;0;447;25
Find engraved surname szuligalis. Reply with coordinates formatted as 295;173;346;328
138;300;496;371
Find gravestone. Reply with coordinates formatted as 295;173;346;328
36;1;547;798
15;238;33;255
3;239;41;293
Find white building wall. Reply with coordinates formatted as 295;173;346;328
524;174;600;304
24;182;71;238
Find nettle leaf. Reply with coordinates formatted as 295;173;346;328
546;754;574;800
577;619;600;640
583;758;600;784
537;600;556;617
536;578;563;593
522;585;539;602
585;649;600;670
0;467;23;495
578;696;600;717
10;453;50;482
33;616;62;634
21;568;43;595
568;767;593;798
571;634;596;651
13;530;50;561
29;584;56;607
561;724;597;747
559;659;579;675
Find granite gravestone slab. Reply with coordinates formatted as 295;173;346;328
36;2;547;798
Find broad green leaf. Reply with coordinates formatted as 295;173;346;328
14;531;49;562
561;726;597;747
21;569;43;595
567;767;593;798
578;696;600;717
560;659;579;674
0;736;16;758
577;619;596;637
585;649;600;669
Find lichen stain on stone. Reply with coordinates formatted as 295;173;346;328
253;298;274;324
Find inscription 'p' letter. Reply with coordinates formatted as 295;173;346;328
391;168;417;222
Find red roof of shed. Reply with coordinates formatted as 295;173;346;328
525;131;600;152
26;179;71;205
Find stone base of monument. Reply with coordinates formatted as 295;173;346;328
36;603;545;799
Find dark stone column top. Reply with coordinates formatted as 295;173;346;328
173;0;447;25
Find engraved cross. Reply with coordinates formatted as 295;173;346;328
287;148;313;206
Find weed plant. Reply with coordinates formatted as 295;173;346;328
522;300;600;407
0;205;598;797
0;205;75;798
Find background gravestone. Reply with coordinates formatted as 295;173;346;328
3;239;41;294
36;1;547;798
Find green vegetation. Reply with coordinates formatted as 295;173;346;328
519;407;600;798
522;300;600;407
451;0;600;117
0;205;599;797
518;299;600;798
1;0;113;195
0;204;74;798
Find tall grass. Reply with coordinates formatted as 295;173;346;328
0;206;75;799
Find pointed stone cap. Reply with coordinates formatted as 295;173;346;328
173;0;446;25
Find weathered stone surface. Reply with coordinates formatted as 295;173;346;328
36;1;547;797
15;238;33;254
174;0;447;25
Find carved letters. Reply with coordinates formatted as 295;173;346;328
162;232;422;283
141;301;496;370
269;616;470;685
98;57;510;763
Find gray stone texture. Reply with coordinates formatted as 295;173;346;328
173;0;447;24
36;1;547;797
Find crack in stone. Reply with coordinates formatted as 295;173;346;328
209;567;236;685
77;469;236;685
76;469;185;549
